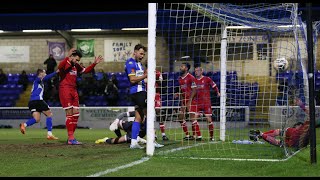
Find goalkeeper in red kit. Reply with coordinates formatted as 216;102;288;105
58;48;103;145
250;98;310;150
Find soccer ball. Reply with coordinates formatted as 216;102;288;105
273;57;289;71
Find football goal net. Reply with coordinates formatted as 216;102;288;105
147;3;311;161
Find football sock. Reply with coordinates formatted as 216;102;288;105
131;121;141;141
159;122;165;134
180;121;189;136
72;113;79;133
47;131;53;136
25;118;37;127
46;117;53;132
66;115;74;140
192;121;201;137
208;122;214;138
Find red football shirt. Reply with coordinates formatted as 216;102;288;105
194;76;218;102
58;57;87;89
178;73;197;100
145;70;162;93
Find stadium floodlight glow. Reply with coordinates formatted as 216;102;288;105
226;26;254;29
121;28;148;31
70;28;102;32
22;29;53;32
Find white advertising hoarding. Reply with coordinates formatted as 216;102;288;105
0;46;30;62
104;39;140;62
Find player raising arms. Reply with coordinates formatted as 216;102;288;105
125;44;148;149
175;62;201;141
194;66;220;141
20;69;60;140
58;48;103;145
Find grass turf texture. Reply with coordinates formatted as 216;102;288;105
0;128;319;177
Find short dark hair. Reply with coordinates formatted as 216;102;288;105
293;122;303;128
194;65;202;69
182;62;191;71
71;49;83;58
134;44;147;52
36;69;44;76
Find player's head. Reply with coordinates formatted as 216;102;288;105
70;49;83;63
133;44;147;62
180;62;191;74
292;122;303;128
194;66;203;78
36;69;46;78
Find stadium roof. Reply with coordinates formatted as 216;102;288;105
0;2;319;32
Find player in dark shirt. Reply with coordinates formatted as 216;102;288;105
95;111;164;148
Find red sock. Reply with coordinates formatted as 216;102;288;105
208;122;214;138
66;115;74;140
191;122;196;136
180;121;189;136
159;122;165;133
72;113;79;133
192;121;201;137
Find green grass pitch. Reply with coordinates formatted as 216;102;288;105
0;128;319;177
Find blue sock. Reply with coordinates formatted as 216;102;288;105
25;118;37;127
46;117;53;132
131;121;141;140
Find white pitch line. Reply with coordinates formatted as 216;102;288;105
87;157;150;177
87;142;204;177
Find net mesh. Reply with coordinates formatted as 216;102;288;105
153;3;310;160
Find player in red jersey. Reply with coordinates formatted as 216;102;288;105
194;66;220;141
58;48;103;145
175;62;201;141
144;64;169;141
250;98;310;150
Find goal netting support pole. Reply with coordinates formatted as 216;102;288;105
306;3;317;165
147;3;157;156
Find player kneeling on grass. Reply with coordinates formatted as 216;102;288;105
249;97;310;150
95;111;164;148
20;69;59;140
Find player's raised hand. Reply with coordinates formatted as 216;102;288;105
94;55;103;64
67;48;77;57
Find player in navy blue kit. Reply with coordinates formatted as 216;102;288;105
95;111;164;148
19;69;59;140
124;44;148;149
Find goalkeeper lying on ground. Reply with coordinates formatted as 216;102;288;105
249;97;310;150
95;111;164;148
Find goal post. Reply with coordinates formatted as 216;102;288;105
149;3;313;161
146;2;157;156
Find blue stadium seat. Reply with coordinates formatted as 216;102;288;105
28;73;36;82
168;72;175;80
7;73;13;82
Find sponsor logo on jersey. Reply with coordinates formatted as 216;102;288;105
69;70;77;75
